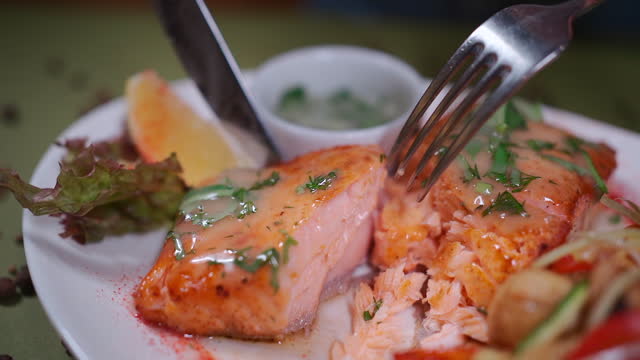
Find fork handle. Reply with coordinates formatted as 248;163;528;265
560;0;605;18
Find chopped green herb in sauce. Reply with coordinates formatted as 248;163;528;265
540;154;588;175
460;156;481;183
482;191;527;217
510;172;541;193
581;151;608;194
456;100;544;216
279;230;299;264
222;231;299;292
277;86;403;130
363;298;383;321
474;182;493;195
504;102;527;130
297;171;338;193
249;171;280;191
526;139;555;152
464;140;483;158
180;172;281;227
233;247;281;291
564;136;587;154
537;136;607;194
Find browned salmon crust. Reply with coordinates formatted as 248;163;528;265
374;121;616;307
135;145;386;338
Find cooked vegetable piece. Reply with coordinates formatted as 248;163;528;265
515;279;589;354
587;269;640;328
550;255;594;274
488;269;573;348
567;310;640;360
601;195;640;225
533;229;640;269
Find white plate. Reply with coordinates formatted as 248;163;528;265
23;78;640;360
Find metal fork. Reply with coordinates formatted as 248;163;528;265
387;0;604;201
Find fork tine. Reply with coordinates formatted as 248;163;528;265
406;63;510;195
393;44;493;178
387;40;481;175
415;66;515;201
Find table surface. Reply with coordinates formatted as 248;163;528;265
0;3;639;359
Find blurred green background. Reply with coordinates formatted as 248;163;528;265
0;1;638;359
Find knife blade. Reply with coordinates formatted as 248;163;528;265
154;0;280;161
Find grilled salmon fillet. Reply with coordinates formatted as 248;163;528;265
134;145;386;339
374;121;616;308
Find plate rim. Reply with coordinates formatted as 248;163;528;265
22;76;640;360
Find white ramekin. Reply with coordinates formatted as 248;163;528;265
248;45;425;160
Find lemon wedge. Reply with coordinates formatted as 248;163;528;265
125;70;262;187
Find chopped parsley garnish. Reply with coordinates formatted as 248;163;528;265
464;140;483;158
183;205;236;227
279;230;299;264
228;231;299;291
233;247;281;291
460;156;481;183
180;184;235;212
540;154;588;175
486;142;513;180
474;182;493;195
526;139;555;152
297;171;338;193
581;151;608;194
537;136;608;194
456;100;544;215
363;298;383;321
482;191;527;217
180;172;281;227
512;98;543;121
540;152;607;194
510;171;541;193
249;171;280;191
504;102;527;130
236;200;257;219
564;136;586;154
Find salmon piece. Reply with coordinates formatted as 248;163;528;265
134;145;386;339
372;181;440;271
423;278;488;344
372;118;616;350
331;262;427;360
426;121;615;307
375;121;616;304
